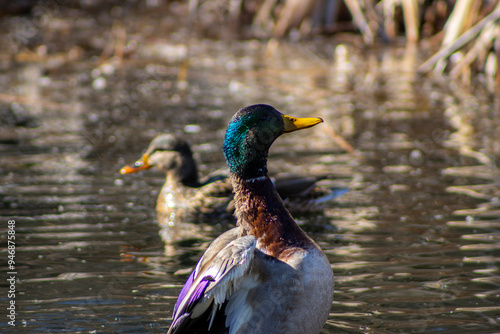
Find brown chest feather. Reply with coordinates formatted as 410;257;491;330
232;176;312;258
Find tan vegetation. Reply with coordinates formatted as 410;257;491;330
190;0;500;88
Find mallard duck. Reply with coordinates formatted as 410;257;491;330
120;135;347;220
120;134;234;254
167;104;333;334
120;134;233;222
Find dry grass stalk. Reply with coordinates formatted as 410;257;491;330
442;0;475;47
343;0;374;44
383;0;396;40
449;21;497;79
229;0;242;22
418;3;500;74
273;0;316;36
402;0;419;43
254;0;278;29
493;36;500;83
324;124;356;154
485;50;498;90
434;0;476;73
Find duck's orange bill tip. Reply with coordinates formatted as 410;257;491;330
120;163;149;174
120;165;135;174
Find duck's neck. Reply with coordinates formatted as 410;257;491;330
162;155;200;188
230;174;309;257
165;171;199;189
180;173;200;188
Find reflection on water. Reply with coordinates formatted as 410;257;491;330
1;6;500;333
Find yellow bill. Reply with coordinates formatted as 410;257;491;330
282;114;324;133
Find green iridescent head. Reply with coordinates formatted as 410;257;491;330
223;104;323;179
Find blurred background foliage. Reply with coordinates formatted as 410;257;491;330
2;0;499;90
189;0;500;89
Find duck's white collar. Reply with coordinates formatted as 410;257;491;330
245;176;267;183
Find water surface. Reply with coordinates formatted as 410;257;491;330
1;5;499;333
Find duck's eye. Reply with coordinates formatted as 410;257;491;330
260;115;268;121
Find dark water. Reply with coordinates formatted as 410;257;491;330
1;5;500;333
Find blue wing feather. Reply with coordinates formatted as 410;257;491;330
168;233;256;334
173;269;196;314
